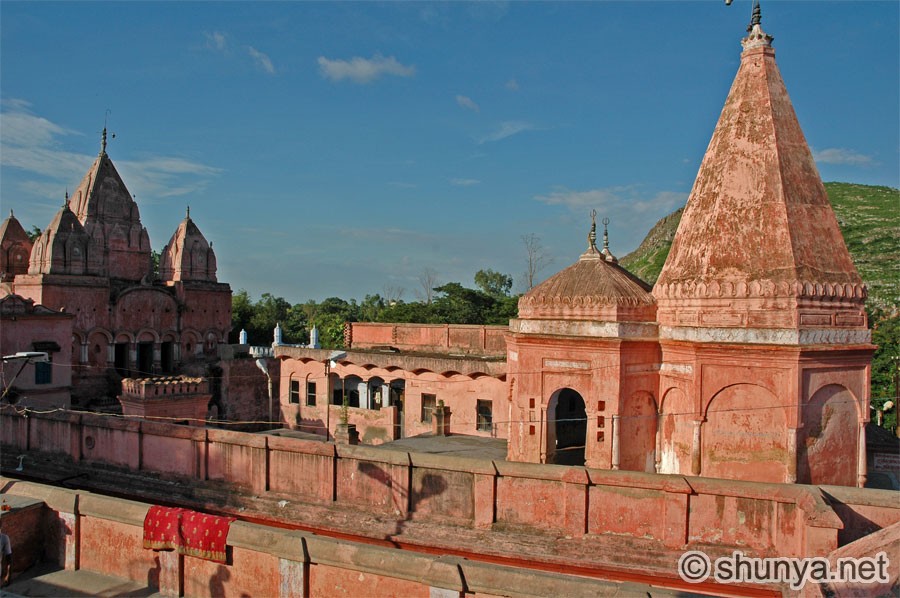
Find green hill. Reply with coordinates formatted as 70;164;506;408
620;182;899;313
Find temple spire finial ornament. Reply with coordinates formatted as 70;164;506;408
729;0;773;49
63;189;69;209
186;205;191;219
749;0;762;29
601;217;617;263
100;127;107;156
587;209;598;251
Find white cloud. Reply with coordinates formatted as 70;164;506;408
204;31;228;52
813;147;874;166
248;46;275;75
505;78;519;91
317;54;416;84
478;121;534;144
0;100;222;204
450;178;480;187
535;186;686;217
456;95;479;112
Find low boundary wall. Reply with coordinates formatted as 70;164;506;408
3;409;899;561
1;480;631;598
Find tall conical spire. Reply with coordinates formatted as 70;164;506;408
654;11;865;331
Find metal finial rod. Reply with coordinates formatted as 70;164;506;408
588;209;598;250
186;205;191;219
602;217;610;250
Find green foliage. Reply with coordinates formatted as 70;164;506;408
26;225;42;242
150;249;161;278
231;271;521;349
871;313;899;430
474;268;513;298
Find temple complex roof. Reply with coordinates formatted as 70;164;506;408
654;14;865;307
518;215;655;322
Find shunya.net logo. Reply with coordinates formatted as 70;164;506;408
677;550;890;591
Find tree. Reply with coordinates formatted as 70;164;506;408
230;290;255;343
431;282;493;325
150;249;161;279
416;267;440;305
381;285;404;305
474;269;513;298
250;293;292;344
521;233;551;291
359;294;386;322
26;225;41;242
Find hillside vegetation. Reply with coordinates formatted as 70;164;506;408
620;182;899;313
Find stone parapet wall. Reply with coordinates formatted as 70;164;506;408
0;478;663;597
347;322;508;356
121;375;208;399
4;409;897;562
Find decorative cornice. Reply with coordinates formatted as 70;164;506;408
653;279;867;301
519;293;656;309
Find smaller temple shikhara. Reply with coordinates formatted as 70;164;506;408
277;3;874;488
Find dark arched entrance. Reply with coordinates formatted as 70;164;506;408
551;388;587;466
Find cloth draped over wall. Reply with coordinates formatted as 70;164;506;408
142;506;234;563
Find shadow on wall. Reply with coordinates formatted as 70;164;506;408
297;417;326;437
357;461;447;541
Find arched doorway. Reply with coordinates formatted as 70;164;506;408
550;388;587;466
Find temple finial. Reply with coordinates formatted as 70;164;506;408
749;0;761;30
739;0;772;50
587;209;598;251
100;127;107;156
9;209;13;219
601;217;617;263
186;205;191;219
63;188;69;209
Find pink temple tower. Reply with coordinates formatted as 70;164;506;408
653;5;873;485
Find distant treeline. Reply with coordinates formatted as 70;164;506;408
231;269;518;349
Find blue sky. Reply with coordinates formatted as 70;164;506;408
2;1;897;303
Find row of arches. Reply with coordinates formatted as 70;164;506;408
71;327;225;377
542;382;862;485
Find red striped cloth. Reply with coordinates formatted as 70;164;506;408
142;506;185;551
180;511;235;564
